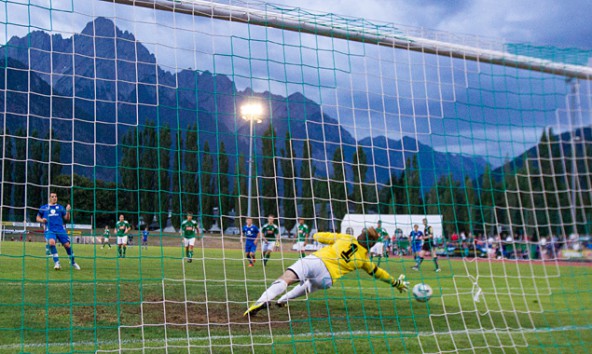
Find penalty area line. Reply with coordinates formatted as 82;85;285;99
2;325;591;350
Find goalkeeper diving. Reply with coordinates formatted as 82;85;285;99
244;227;409;317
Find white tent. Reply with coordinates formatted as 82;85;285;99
340;214;443;239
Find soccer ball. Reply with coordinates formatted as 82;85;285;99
412;283;433;302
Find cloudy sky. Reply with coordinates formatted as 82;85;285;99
3;0;591;166
269;0;592;50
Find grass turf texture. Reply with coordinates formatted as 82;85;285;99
0;241;590;353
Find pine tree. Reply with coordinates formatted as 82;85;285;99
235;154;248;218
121;128;139;226
301;140;314;221
329;147;347;230
405;155;423;214
351;146;368;213
2;134;14;221
200;141;214;229
171;130;183;229
49;128;62;185
218;141;232;228
27;131;45;221
280;132;296;232
140;124;158;229
261;124;278;216
158;126;172;229
183;125;199;218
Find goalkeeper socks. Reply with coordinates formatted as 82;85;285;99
256;279;288;304
65;246;75;264
433;257;439;269
49;245;59;263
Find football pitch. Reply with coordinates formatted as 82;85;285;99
0;241;590;353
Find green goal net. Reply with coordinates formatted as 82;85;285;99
0;0;591;353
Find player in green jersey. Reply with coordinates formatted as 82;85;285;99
295;218;309;258
101;225;112;249
180;212;200;263
370;220;390;266
115;215;131;258
260;214;280;266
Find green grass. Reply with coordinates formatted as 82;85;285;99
0;241;590;353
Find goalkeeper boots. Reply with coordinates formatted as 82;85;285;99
243;302;268;317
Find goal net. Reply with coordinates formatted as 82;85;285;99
0;0;591;352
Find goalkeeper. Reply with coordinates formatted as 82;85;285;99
244;227;409;316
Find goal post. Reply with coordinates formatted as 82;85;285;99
0;0;591;353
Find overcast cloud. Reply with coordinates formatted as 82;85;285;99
269;0;592;50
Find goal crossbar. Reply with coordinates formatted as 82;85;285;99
102;0;592;80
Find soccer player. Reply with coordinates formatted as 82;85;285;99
36;192;80;270
244;227;409;317
370;220;388;266
142;227;149;250
295;218;309;258
243;217;260;267
260;214;280;266
115;214;131;258
409;224;423;269
414;218;441;272
101;225;112;249
180;212;199;263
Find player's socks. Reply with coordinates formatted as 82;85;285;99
45;244;50;256
376;257;382;267
49;245;59;263
416;257;424;268
256;279;288;304
65;246;75;264
123;246;127;257
188;250;193;259
277;281;310;304
433;257;439;269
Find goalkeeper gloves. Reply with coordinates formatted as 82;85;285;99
392;274;409;293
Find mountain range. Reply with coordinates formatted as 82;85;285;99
0;17;492;188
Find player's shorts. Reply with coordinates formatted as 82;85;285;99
287;255;333;290
117;236;128;245
183;237;196;247
422;242;433;252
370;242;384;255
294;241;306;252
245;241;257;253
45;230;70;245
262;241;275;253
143;237;148;242
412;242;423;253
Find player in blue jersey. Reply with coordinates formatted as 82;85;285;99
142;227;149;250
409;224;423;271
242;217;260;267
36;192;80;271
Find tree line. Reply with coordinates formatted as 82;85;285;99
1;125;590;237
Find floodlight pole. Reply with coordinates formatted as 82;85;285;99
241;103;263;218
247;117;255;218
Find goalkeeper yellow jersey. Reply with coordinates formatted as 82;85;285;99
312;232;395;284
